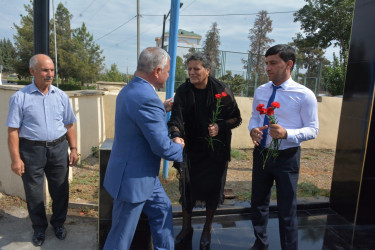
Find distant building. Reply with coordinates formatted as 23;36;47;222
155;29;202;59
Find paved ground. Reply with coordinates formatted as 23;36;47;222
0;207;97;250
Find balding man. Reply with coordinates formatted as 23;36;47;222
7;54;78;246
103;47;184;250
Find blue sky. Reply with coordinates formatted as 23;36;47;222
1;0;339;74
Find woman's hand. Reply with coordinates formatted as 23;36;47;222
208;123;219;137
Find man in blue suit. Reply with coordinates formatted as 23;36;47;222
103;47;184;250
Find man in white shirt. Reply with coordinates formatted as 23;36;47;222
248;44;319;250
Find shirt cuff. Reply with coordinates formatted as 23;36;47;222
285;129;297;143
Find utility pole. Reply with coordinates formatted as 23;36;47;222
137;0;140;61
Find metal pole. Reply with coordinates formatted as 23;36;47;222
162;0;181;180
52;0;59;87
137;0;140;61
161;3;182;50
161;14;167;49
33;0;49;55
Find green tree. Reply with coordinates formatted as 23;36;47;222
0;38;16;73
13;1;34;77
203;22;221;77
72;22;105;84
183;47;197;65
102;63;124;82
245;10;274;80
219;71;246;96
291;36;328;77
50;2;77;84
174;56;187;89
293;0;355;69
323;53;345;96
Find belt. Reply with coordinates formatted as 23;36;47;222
20;135;66;147
257;146;300;156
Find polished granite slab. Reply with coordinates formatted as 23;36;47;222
172;207;375;250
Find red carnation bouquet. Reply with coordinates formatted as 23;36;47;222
256;101;281;168
207;91;227;151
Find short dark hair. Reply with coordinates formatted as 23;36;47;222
265;44;296;71
186;52;211;69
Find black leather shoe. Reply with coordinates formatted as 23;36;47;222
199;231;211;250
32;231;45;246
54;225;67;240
175;227;193;249
249;244;269;250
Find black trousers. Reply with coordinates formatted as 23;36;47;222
20;139;69;233
251;146;300;250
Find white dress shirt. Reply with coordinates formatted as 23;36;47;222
248;78;319;150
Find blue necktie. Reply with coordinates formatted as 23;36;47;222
260;85;281;148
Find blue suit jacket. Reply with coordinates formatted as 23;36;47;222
104;76;183;203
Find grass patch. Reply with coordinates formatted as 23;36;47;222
231;149;251;160
159;166;180;205
297;182;330;197
70;165;99;203
234;181;330;202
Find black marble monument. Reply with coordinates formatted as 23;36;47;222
98;139;152;250
330;0;375;225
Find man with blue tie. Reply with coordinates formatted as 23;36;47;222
103;47;184;250
248;44;319;250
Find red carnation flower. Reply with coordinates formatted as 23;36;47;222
267;107;274;116
259;108;267;115
215;94;222;99
221;92;227;97
256;103;265;112
271;102;280;109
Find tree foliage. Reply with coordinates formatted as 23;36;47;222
202;22;221;77
219;71;246;96
174;56;187;89
323;53;345;96
0;38;16;73
101;63;124;82
290;36;329;77
72;22;105;84
13;1;34;77
11;1;105;84
245;10;274;77
50;2;76;83
293;0;355;68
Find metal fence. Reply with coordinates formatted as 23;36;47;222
175;46;326;97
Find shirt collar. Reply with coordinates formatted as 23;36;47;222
28;81;56;95
134;75;156;92
269;77;295;90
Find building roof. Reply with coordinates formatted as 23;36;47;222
164;29;202;38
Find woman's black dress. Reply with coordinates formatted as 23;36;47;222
168;76;242;211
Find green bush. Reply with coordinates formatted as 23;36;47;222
56;83;82;91
16;80;30;85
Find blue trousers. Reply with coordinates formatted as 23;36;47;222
251;146;300;250
104;178;174;250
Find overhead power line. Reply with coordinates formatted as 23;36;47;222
94;15;137;42
142;10;297;17
79;0;98;17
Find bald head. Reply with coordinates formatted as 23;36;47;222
29;54;54;70
29;54;55;93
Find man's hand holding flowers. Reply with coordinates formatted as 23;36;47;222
269;123;287;140
250;125;268;146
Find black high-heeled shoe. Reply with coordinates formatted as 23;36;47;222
175;227;193;249
199;231;211;250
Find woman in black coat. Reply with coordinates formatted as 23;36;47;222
168;52;242;250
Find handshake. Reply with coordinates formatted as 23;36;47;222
172;137;185;148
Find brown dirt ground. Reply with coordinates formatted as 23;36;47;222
0;148;335;214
